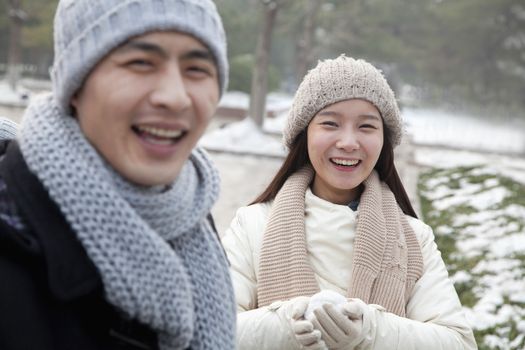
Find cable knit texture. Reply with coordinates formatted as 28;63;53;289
284;55;402;148
17;94;236;350
257;165;424;317
52;0;228;113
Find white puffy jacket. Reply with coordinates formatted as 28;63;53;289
222;188;478;350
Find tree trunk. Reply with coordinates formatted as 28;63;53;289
295;0;320;84
249;1;279;128
6;0;25;90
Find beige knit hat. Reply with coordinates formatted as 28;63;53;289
283;55;402;149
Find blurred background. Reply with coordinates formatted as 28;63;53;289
2;0;525;120
3;1;525;116
1;1;525;349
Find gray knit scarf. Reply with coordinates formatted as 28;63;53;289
18;94;236;349
257;165;424;317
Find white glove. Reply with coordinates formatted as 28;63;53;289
292;319;329;350
286;297;329;350
311;299;366;350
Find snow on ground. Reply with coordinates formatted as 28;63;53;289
201;109;287;156
199;117;287;157
0;80;33;107
415;147;525;186
218;90;250;109
403;108;525;155
201;92;292;157
217;90;294;111
419;158;525;349
263;109;288;135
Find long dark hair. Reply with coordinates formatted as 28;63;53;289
251;127;418;219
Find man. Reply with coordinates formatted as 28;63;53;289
0;1;235;349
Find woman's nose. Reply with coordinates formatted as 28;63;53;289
335;131;360;151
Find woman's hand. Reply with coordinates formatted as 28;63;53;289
292;318;328;350
311;300;366;350
286;296;328;350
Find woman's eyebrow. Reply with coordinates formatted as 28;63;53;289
317;111;381;121
359;113;382;121
317;110;341;117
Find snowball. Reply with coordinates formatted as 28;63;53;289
305;290;347;321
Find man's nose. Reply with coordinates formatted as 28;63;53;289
149;66;191;112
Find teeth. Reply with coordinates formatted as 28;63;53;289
137;126;183;139
332;158;359;166
142;135;173;146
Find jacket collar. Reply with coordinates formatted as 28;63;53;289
0;140;101;301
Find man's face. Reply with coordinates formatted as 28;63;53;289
71;31;220;186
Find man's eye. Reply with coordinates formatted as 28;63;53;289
126;59;153;68
187;65;212;76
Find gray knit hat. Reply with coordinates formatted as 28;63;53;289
52;0;228;113
284;55;402;149
0;117;18;140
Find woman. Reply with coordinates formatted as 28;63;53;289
222;55;477;350
0;0;235;349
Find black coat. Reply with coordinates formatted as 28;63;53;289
0;141;158;350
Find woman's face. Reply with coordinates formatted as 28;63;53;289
307;99;384;204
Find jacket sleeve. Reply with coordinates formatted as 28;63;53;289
221;206;302;350
358;220;478;350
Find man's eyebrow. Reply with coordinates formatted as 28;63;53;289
180;49;215;63
118;40;168;58
116;41;214;64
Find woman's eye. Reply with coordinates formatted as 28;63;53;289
321;121;338;127
360;124;377;129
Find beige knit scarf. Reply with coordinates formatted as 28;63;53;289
257;166;424;317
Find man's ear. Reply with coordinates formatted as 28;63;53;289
70;92;79;109
70;91;80;117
